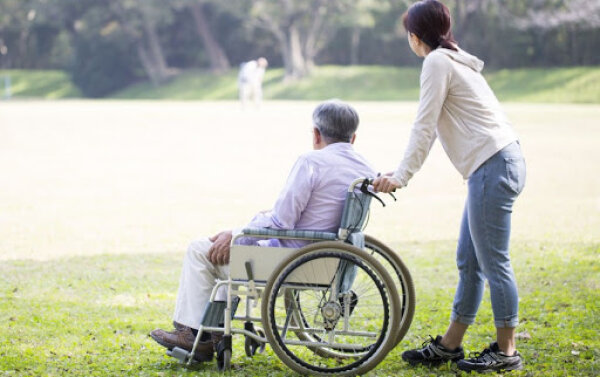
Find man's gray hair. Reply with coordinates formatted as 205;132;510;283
312;100;359;143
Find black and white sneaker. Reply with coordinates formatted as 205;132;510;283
457;342;523;372
402;335;465;366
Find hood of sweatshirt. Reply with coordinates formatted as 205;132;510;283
435;47;485;73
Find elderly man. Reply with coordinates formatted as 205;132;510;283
238;57;268;107
150;100;375;361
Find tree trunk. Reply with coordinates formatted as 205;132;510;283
453;0;480;42
136;41;169;87
112;1;171;86
570;25;580;65
350;27;361;65
136;44;159;86
303;0;326;72
142;14;170;85
282;23;308;80
18;29;29;68
190;1;230;73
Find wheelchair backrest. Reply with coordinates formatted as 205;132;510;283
338;189;372;241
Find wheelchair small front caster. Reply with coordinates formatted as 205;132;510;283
216;335;232;371
217;349;231;371
244;328;266;357
243;322;266;357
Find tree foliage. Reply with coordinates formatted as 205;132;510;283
0;0;598;96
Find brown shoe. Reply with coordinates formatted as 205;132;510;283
149;327;213;362
211;332;223;351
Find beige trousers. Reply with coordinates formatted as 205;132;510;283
172;238;229;329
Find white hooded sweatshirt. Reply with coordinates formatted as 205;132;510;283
393;47;518;186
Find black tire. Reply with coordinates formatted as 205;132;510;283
261;241;401;376
216;349;231;371
244;329;266;357
364;235;415;345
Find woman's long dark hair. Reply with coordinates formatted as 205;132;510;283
402;0;458;51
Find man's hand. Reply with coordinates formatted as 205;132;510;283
208;230;233;265
372;172;402;193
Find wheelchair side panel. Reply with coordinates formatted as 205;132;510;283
229;245;339;285
229;245;296;281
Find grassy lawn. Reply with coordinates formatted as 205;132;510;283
2;65;599;103
112;65;600;103
0;70;80;99
111;66;422;101
1;101;599;376
485;67;600;104
2;241;598;376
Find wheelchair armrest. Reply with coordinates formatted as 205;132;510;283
240;227;338;241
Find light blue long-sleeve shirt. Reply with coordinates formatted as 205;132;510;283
238;142;375;248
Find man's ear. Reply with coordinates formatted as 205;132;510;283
313;127;322;144
350;133;356;144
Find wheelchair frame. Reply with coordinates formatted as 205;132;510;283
167;178;415;376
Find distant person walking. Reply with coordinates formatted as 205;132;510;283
373;0;526;373
238;57;268;107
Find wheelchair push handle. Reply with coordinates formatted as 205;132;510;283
369;174;399;192
349;177;397;207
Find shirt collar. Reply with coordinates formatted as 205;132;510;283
322;142;353;151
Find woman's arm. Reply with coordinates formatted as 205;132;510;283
373;53;451;193
393;52;451;187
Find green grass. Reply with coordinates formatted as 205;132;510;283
3;65;599;103
110;66;421;101
112;65;600;103
1;100;599;375
485;67;600;104
0;70;80;99
1;240;598;376
113;66;419;101
263;66;421;101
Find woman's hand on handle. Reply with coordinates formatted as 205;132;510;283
372;172;402;193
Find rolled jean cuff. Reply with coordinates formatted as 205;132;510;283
494;315;519;328
451;311;476;326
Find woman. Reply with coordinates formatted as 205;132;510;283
372;0;526;373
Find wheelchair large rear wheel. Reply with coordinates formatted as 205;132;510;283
364;235;415;345
287;235;416;355
261;242;401;376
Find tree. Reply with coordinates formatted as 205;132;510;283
337;0;396;65
0;0;32;68
511;0;600;66
0;0;69;69
110;0;174;86
512;0;600;30
65;2;140;96
3;0;600;95
169;0;232;72
243;0;339;80
189;1;231;72
445;0;600;67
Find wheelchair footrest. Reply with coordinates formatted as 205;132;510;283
201;296;241;327
167;347;192;363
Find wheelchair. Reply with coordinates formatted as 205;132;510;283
167;178;415;376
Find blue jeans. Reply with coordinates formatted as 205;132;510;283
451;141;526;328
